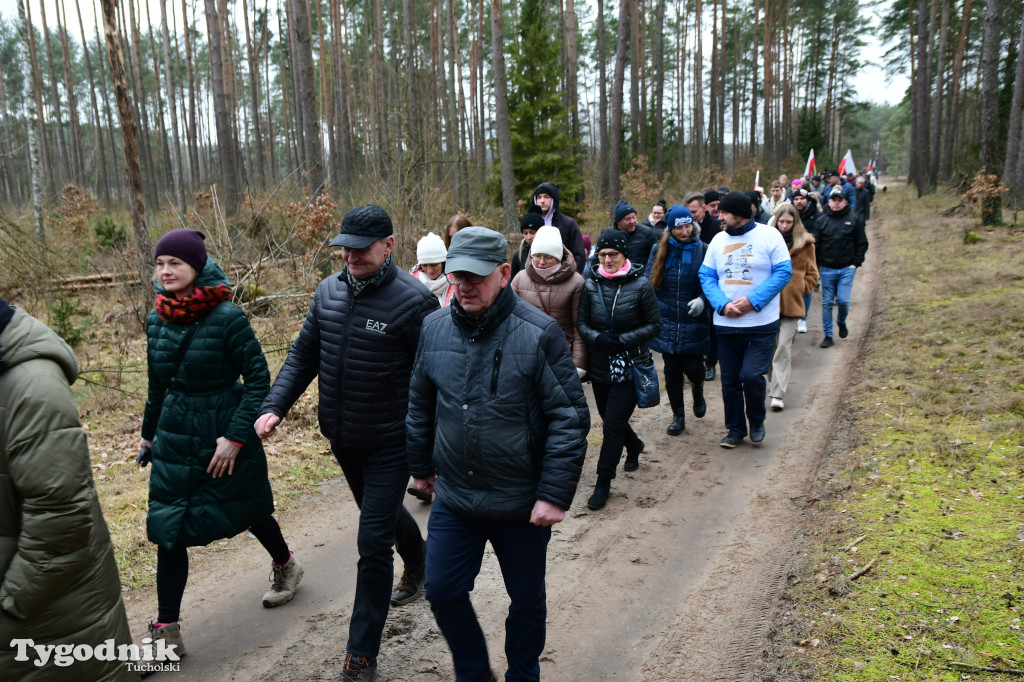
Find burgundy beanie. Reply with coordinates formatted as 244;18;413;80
154;229;208;272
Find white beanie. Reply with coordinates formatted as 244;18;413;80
531;225;563;259
416;232;447;265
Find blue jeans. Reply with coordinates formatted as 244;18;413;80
819;266;857;337
801;292;813;322
426;501;551;682
716;330;776;437
333;445;426;658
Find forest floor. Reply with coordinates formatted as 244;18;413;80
119;211;882;681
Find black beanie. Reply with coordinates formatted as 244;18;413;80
596;227;629;258
154;229;208;273
703;190;721;204
613;200;637;225
520;204;545;232
718;191;753;219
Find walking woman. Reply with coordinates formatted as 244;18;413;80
141;229;301;656
767;204;819;410
411;232;456;307
512;225;587;377
644;206;709;436
578;228;662;510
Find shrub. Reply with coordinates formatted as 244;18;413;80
94;216;128;250
49;296;86;348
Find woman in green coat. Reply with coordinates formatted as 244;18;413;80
140;229;302;656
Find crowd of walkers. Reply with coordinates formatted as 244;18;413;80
0;170;871;682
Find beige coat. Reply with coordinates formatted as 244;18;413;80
511;246;587;370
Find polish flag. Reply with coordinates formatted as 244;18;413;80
837;149;857;176
803;149;815;178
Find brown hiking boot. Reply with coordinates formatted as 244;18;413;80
390;565;425;606
339;653;377;681
148;621;186;658
263;554;304;608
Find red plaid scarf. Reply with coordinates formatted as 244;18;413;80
155;284;233;323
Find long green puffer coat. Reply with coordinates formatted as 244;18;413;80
142;259;274;549
0;307;137;681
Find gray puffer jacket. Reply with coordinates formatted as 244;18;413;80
406;286;590;521
577;262;662;384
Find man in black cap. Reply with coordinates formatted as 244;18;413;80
255;205;440;681
407;227;589;682
610;199;659;269
823;170;857;210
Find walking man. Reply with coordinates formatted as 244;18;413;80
533;182;587;273
699;192;792;448
807;186;868;349
255;205;439;681
611;199;659;270
406;227;590;681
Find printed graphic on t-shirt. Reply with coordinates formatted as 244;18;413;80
722;242;752;286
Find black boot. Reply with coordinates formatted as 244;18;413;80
666;414;685;436
623;439;645;471
587;476;611;510
692;381;707;418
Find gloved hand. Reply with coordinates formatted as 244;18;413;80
137;445;152;467
576;367;587;380
687;297;705;317
595;333;626;353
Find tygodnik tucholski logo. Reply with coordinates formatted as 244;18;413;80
11;636;182;673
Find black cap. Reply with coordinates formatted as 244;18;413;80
330;205;393;249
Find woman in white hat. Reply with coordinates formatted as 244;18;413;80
410;232;456;306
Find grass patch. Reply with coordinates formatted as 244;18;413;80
778;183;1024;681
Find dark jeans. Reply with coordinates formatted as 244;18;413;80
706;319;719;367
591;381;642;479
425;500;551;682
662;353;705;416
156;514;289;623
716;330;776;437
333;445;426;658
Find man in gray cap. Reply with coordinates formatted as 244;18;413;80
255;204;439;681
406;226;590;682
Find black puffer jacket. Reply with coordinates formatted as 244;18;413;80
808;205;869;269
406;286;590;521
577;262;662;384
259;261;440;449
534;182;587;273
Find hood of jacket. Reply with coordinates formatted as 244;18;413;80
525;245;577;285
534;182;561;216
153;257;232;296
0;307;78;383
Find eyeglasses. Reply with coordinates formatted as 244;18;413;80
446;271;488;285
597;251;624;261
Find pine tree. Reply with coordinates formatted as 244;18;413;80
504;0;583;214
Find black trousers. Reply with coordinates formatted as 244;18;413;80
662;353;705;416
591;381;642;480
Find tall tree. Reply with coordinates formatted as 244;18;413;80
597;0;609;195
74;0;110;203
160;0;185;211
609;0;630;208
16;0;45;236
653;0;665;180
490;0;517;234
978;0;1002;222
1002;16;1024;206
289;0;324;199
205;0;241;213
39;0;73;184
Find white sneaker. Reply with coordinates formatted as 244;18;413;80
770;397;784;411
797;319;808;333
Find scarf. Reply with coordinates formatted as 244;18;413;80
665;235;696;272
155;284;233;324
533;260;562;281
418;270;451;302
725;218;756;237
344;253;393;298
598;260;632;278
780;228;794;250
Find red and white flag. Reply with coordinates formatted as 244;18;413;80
803;149;816;177
837;149;857;176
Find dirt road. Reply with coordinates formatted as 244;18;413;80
126;225;880;681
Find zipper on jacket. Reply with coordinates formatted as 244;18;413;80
490;348;503;396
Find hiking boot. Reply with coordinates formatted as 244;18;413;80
587;477;611;510
623;439;644;471
797;319;808;333
148;621;186;658
770;397;784;411
750;424;766;444
719;432;743;449
838;323;849;338
820;336;834;348
666;414;685;436
339;653;377;682
263;554;303;608
391;565;425;606
691;382;706;418
704;365;716;381
406;484;433;503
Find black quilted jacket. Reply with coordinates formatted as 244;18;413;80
259;262;440;449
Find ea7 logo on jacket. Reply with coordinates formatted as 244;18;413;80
365;320;388;334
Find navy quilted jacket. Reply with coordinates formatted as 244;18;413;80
645;240;710;357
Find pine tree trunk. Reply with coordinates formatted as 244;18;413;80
978;0;1002;222
693;0;704;168
653;0;665;180
490;0;517;234
289;0;324;199
597;0;609;195
99;0;152;302
39;0;73;186
629;0;639;156
74;0;110;204
565;0;582;193
126;0;158;208
0;68;21;203
57;0;85;184
913;0;932;195
16;0;45;236
204;0;241;213
750;0;759;156
158;0;184;206
676;0;686;171
92;0;121;196
24;0;55;195
609;0;630;207
930;0;948;186
181;0;200;187
1002;16;1024;205
242;0;266;190
717;0;725;166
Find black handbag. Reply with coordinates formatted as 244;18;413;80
596;282;661;408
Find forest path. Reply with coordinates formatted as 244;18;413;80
126;217;881;681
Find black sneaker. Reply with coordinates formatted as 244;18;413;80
666;415;685;436
720;432;743;448
820;336;834;348
587;478;611;510
692;383;707;418
623;439;644;471
749;424;766;443
704;365;716;381
339;653;377;682
406;484;432;503
390;565;425;606
838;323;849;338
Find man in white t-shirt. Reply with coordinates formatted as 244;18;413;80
698;191;792;449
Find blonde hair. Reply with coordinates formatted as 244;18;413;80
769;204;812;254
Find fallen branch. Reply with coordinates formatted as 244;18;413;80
947;662;1024;676
841;535;867;552
849;558;877;581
